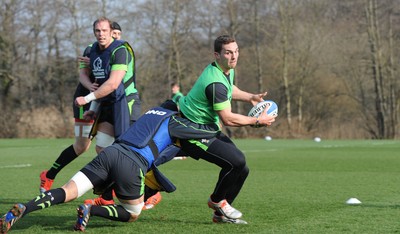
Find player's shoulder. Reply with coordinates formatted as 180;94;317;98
112;41;129;53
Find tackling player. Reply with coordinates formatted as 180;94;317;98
39;19;139;208
0;102;219;233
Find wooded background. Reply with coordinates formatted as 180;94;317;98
0;0;399;139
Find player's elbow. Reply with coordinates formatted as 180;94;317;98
217;110;240;127
109;82;120;91
220;118;236;127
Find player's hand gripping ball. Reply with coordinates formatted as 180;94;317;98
248;100;278;127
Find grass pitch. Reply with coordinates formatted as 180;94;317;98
0;138;399;233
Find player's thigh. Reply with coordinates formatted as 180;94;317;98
112;158;146;200
118;196;144;206
95;122;115;151
97;121;114;136
207;138;246;168
181;137;245;168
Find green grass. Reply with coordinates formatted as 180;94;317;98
0;139;400;233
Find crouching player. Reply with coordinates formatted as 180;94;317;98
0;101;219;233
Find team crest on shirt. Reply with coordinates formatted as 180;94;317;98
92;57;105;79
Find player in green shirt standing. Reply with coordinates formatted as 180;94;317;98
178;35;276;224
171;82;184;104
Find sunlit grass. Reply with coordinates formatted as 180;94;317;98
0;139;399;233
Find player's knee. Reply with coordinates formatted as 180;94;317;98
95;145;104;154
120;202;144;222
232;151;247;170
73;141;91;155
242;165;250;178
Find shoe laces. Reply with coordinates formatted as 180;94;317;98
220;201;235;212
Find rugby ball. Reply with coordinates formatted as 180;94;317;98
248;100;278;118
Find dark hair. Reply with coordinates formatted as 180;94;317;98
111;22;122;31
160;100;178;111
92;17;112;33
214;35;236;53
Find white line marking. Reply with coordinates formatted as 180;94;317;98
0;164;32;169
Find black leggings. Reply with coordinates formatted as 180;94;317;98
180;133;249;204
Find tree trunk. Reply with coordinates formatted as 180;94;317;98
365;0;386;138
279;0;293;134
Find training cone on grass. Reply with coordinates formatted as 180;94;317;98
346;198;362;205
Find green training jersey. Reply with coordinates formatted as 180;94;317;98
112;42;137;96
179;63;234;126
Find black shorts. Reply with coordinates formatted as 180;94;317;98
73;84;91;120
81;144;148;200
97;104;114;125
96;97;134;126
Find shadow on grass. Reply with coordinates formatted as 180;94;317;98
4;214;122;232
356;203;400;209
0;198;34;205
0;206;212;233
9;215;213;233
3;214;76;232
138;215;212;225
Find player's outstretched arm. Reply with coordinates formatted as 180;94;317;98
232;85;267;106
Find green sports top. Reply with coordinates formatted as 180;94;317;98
171;91;184;103
179;62;234;127
112;42;137;96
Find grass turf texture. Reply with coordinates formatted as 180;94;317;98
0;139;399;233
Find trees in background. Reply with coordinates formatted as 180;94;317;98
364;0;398;138
0;0;399;139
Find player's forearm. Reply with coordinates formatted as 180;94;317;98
220;112;258;127
82;83;115;103
92;83;116;99
79;69;92;90
90;71;125;99
232;85;253;102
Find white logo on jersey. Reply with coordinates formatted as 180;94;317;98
145;110;167;116
92;57;105;79
201;139;210;144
